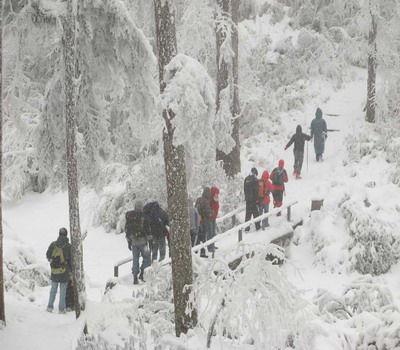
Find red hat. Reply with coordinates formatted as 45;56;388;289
211;186;220;196
278;159;285;168
262;170;270;180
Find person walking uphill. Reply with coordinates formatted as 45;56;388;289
270;160;288;211
258;170;272;229
285;125;312;179
244;167;261;231
143;201;169;262
46;227;72;313
195;187;213;257
310;107;328;162
125;200;151;285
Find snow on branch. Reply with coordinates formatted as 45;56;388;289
161;54;216;161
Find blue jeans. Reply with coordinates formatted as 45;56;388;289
259;203;270;229
47;281;67;311
151;236;166;262
132;243;151;276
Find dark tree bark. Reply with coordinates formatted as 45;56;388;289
216;0;241;177
366;2;377;123
154;0;197;337
62;0;86;319
0;0;5;326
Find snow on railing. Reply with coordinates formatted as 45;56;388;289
113;201;298;277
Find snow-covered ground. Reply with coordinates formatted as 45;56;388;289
2;72;400;349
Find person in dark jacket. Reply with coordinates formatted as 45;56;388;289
270;160;288;210
125;200;151;285
46;227;72;313
195;187;212;257
244;167;261;231
285;125;312;179
310;108;328;162
143;201;169;262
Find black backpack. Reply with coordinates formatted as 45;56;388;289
271;168;284;186
125;210;145;239
244;175;257;202
143;202;167;237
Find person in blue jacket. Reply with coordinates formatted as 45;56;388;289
310;108;328;162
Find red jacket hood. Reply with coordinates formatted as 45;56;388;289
261;171;270;181
278;159;285;168
211;187;220;197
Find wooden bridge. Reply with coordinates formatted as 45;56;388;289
112;201;301;278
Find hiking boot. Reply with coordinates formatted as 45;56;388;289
59;309;66;314
46;307;53;313
66;307;73;313
133;275;139;285
296;173;302;179
139;271;144;282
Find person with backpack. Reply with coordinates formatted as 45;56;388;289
310;107;328;162
258;170;272;229
270;160;288;210
244;167;261;231
284;125;312;179
188;197;200;247
143;201;169;262
195;187;212;257
125;200;151;285
46;227;72;313
209;186;220;252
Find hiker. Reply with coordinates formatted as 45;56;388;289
285;125;312;179
209;186;220;252
270;160;288;211
195;187;212;257
143;201;169;262
244;167;261;231
46;227;72;313
125;200;151;285
310;107;328;162
188;197;200;246
258;170;272;229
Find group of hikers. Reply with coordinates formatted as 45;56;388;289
45;108;329;311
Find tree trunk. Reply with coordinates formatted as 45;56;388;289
0;0;5;326
216;0;241;177
62;0;86;319
154;0;197;337
366;3;377;123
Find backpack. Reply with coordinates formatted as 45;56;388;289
143;202;167;237
271;169;284;186
50;245;66;275
125;210;145;239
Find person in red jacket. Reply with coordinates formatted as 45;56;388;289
209;186;220;252
258;170;272;229
270;160;288;211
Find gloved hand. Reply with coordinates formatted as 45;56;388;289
284;146;287;150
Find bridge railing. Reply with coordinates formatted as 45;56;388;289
113;201;297;277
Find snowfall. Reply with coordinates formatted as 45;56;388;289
2;10;400;350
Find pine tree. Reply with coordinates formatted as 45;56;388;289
0;0;5;326
153;0;197;337
216;0;241;177
62;0;86;319
366;0;378;123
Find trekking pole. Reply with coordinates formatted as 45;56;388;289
306;141;309;173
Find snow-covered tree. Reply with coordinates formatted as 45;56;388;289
61;0;85;317
0;0;5;326
154;0;197;336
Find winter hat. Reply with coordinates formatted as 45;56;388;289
262;170;270;180
251;167;258;176
202;187;211;199
278;159;285;168
135;200;144;211
59;227;68;236
296;125;302;134
315;108;323;119
211;186;220;198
